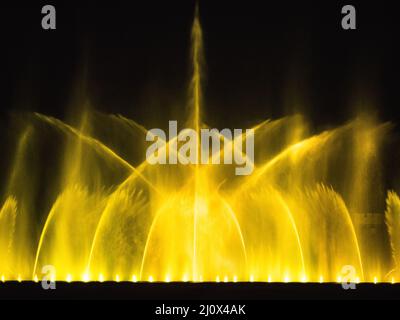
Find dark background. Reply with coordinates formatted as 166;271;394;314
0;0;399;130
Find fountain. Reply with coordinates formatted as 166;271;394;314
0;6;399;284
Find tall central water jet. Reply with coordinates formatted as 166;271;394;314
191;5;204;282
189;5;203;132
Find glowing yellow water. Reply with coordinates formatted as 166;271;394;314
0;9;399;284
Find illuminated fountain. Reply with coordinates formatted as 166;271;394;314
0;7;399;283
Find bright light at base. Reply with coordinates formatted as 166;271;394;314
0;272;396;283
82;273;90;282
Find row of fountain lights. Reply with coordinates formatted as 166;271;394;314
0;274;396;284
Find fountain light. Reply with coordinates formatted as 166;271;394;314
182;274;189;282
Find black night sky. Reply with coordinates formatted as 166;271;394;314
1;0;399;128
